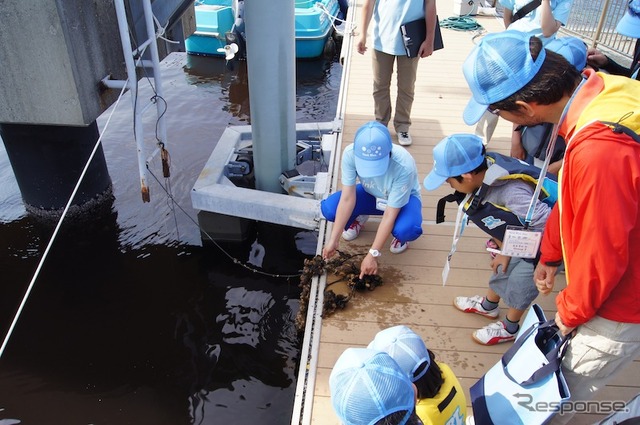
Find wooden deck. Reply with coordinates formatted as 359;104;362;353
297;1;640;424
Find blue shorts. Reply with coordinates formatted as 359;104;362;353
320;184;423;243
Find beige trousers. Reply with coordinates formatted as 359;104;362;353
549;316;640;424
371;49;420;134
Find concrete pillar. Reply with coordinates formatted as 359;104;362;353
244;0;297;193
0;122;113;221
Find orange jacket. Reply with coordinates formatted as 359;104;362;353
540;70;640;328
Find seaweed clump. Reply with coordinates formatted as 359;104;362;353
295;250;383;332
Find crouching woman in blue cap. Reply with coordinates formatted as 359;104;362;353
320;121;423;278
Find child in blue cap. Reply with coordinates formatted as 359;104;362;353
424;133;553;345
369;325;466;424
330;347;422;425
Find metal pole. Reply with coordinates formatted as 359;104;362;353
142;0;168;149
591;0;613;48
244;0;297;193
114;0;150;201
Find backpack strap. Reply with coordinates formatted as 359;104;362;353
511;0;541;23
436;191;465;223
467;184;489;216
466;161;508;216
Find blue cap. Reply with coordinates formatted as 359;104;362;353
353;121;393;178
368;325;431;382
330;348;415;425
423;134;485;190
462;31;546;125
616;0;640;38
546;37;587;71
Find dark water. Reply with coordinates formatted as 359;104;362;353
0;51;341;424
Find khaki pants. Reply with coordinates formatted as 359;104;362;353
372;49;420;134
549;316;640;424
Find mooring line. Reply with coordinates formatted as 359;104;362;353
0;82;129;359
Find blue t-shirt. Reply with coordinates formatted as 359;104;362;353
341;144;422;208
500;0;573;45
372;0;425;56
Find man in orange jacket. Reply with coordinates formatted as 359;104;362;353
461;30;640;424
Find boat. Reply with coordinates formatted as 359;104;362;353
185;0;342;60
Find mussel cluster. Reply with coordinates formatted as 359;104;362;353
295;250;384;331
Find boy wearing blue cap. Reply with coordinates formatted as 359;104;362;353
424;133;552;345
369;325;466;425
330;347;423;425
321;121;423;278
461;30;640;424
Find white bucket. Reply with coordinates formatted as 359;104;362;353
453;0;479;16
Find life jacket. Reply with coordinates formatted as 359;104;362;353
436;152;558;243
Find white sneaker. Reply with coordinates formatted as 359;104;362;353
342;215;368;241
466;416;475;425
389;238;408;254
398;132;412;146
472;320;517;345
453;295;499;319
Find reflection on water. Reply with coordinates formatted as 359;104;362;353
182;271;302;424
0;50;340;424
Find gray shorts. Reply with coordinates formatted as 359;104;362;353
488;256;538;310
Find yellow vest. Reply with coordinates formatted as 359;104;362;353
573;73;640;136
416;363;466;425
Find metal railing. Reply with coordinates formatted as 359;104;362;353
562;0;635;63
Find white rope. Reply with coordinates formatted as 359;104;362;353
153;14;180;45
315;2;357;35
0;81;129;360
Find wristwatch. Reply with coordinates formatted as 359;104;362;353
369;248;381;257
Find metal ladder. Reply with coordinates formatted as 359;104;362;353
102;0;169;202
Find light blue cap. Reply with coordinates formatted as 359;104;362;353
462;31;546;125
546;37;587;71
616;0;640;38
353;121;393;178
330;348;415;425
423;134;485;190
368;325;431;382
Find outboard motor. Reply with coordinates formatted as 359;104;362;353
225;0;247;62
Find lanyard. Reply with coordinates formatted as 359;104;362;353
523;76;587;228
442;193;472;285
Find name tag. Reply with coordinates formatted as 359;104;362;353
501;226;542;258
375;197;388;211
